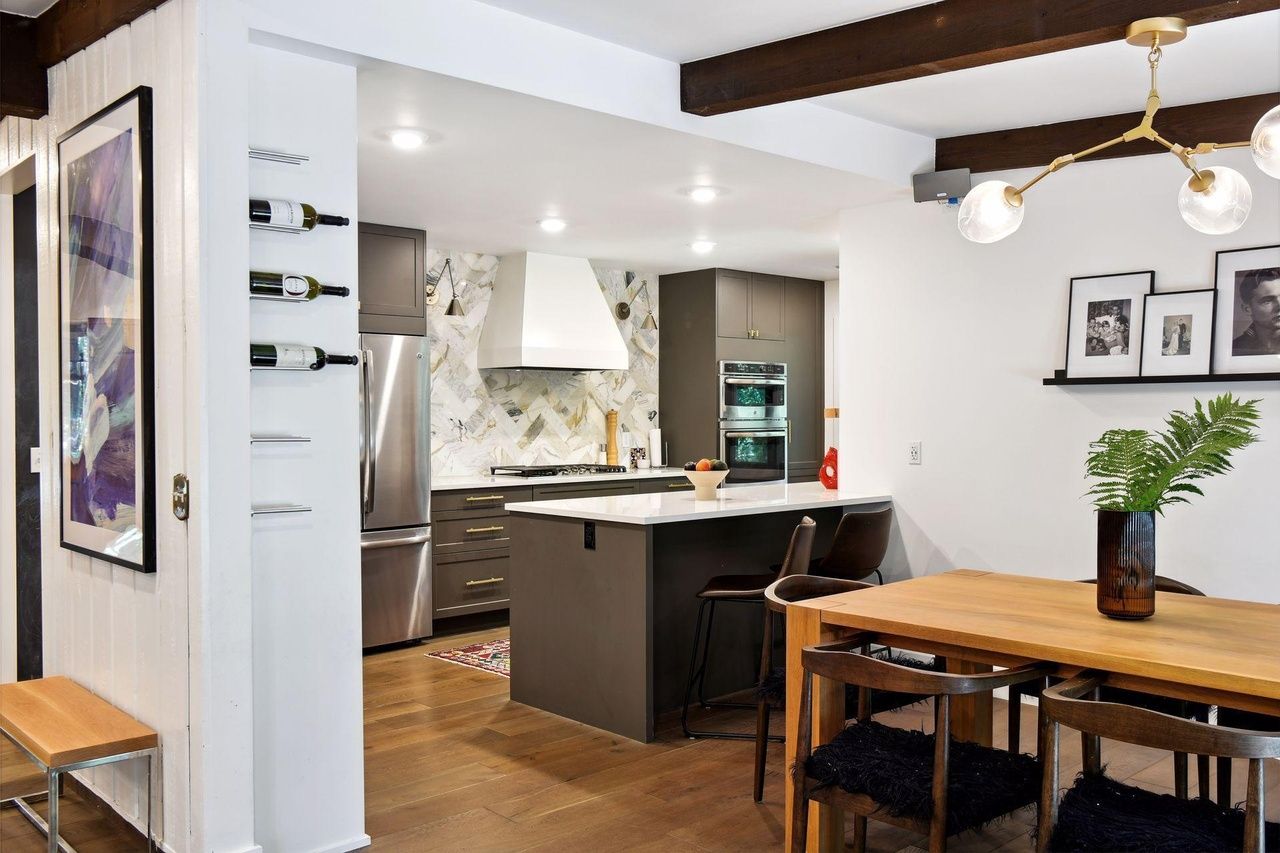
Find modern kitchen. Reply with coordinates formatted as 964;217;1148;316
3;3;1279;853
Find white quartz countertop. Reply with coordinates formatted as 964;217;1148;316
432;468;688;492
506;481;891;525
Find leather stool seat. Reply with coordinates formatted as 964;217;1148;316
698;573;778;600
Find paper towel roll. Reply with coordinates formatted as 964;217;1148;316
648;429;663;466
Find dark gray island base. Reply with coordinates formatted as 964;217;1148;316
506;484;892;742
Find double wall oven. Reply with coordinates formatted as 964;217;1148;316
718;360;787;484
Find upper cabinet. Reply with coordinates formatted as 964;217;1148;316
716;270;785;341
358;222;426;334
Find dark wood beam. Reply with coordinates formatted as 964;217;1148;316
681;0;1280;116
1;13;48;119
935;92;1279;173
34;0;170;67
0;0;169;120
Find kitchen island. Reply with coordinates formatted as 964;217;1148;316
506;482;891;741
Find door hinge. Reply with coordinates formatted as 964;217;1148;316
172;473;190;521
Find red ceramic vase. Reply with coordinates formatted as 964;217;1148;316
819;447;838;490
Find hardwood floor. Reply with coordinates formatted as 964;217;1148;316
4;625;1278;851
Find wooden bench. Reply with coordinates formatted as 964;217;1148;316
0;676;157;853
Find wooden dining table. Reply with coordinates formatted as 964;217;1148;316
783;569;1280;852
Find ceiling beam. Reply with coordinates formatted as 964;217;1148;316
1;13;48;119
1;0;168;121
680;0;1280;116
935;92;1278;174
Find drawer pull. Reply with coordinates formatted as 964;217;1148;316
668;482;693;488
465;576;505;587
465;525;505;535
464;494;505;502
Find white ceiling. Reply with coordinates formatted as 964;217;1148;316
0;0;55;16
357;62;897;280
814;12;1280;137
474;0;933;62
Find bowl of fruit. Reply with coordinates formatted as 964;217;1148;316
682;458;730;500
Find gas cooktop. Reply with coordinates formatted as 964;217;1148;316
490;464;629;478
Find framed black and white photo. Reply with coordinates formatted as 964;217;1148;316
1212;245;1280;375
1139;289;1215;377
57;86;155;572
1065;271;1153;378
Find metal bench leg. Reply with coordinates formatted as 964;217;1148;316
47;769;59;853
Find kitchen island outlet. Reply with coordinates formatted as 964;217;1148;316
505;483;891;741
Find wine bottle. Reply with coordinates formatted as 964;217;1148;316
249;270;350;300
248;198;349;230
250;343;360;370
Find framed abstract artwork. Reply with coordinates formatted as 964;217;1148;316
1064;271;1153;378
1139;289;1216;377
57;86;155;572
1212;245;1280;375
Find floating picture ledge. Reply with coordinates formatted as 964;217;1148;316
1043;370;1280;387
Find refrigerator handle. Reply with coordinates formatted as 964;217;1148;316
360;531;430;550
362;348;376;515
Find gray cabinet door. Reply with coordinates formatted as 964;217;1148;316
781;278;822;481
358;222;424;318
716;271;751;339
750;273;786;341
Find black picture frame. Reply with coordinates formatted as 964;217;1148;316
1211;244;1280;375
56;85;155;573
1063;270;1154;379
1138;289;1217;378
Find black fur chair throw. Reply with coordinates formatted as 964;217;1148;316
758;652;942;714
1046;772;1280;852
803;719;1040;836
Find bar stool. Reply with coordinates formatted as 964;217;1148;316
808;507;893;584
681;517;816;740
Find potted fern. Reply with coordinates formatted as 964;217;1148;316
1085;393;1261;619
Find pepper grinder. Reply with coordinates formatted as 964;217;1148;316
605;409;619;466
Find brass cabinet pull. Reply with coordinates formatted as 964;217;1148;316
465;576;505;587
465;525;505;534
464;494;504;502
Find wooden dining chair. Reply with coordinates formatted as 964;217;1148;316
1215;707;1280;807
1037;671;1280;852
791;636;1052;853
1007;576;1212;799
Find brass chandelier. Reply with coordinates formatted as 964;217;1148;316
958;16;1280;243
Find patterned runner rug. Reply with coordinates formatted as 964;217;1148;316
426;637;511;677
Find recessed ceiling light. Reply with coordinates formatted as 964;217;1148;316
539;217;567;233
686;186;720;204
389;128;426;150
690;240;716;254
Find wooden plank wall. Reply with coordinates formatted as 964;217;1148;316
0;0;194;845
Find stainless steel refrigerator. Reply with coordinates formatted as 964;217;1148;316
359;332;432;648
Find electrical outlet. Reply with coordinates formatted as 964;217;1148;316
584;521;596;550
29;447;41;474
908;442;922;465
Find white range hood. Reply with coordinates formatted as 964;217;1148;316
477;252;629;371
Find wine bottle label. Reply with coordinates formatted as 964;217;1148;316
281;274;309;297
267;200;303;227
271;344;317;368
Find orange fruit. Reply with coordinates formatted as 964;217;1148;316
695;459;712;472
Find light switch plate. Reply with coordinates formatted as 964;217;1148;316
29;447;40;474
908;442;922;465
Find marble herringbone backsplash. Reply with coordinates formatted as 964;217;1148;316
426;250;659;476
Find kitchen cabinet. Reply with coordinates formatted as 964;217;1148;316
660;268;825;483
531;482;639;501
716;271;784;342
358;222;426;335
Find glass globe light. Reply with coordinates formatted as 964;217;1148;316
1251;103;1280;179
1177;166;1252;235
957;180;1025;243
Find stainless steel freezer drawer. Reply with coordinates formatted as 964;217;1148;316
360;526;432;648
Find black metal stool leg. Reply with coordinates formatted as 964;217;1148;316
696;600;718;709
681;599;710;739
682;597;783;741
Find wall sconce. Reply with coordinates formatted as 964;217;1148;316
425;257;465;316
615;279;657;330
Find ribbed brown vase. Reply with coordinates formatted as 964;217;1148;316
1096;510;1156;619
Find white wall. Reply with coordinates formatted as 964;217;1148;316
839;148;1280;602
0;2;198;846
